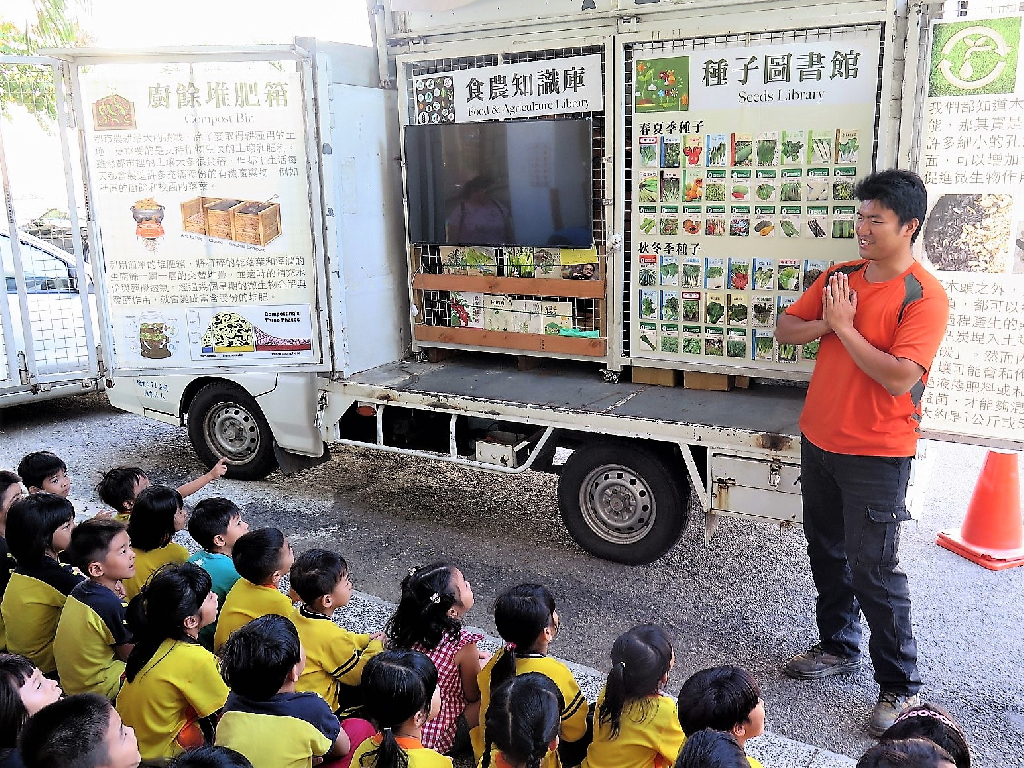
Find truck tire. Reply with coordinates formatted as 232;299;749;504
187;384;278;480
557;443;688;565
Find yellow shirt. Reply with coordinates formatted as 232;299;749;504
351;734;453;768
580;691;685;768
0;558;84;673
472;651;588;767
748;756;764;768
214;578;295;651
54;580;132;699
292;605;383;711
123;543;190;600
116;638;228;760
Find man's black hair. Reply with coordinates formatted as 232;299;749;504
18;693;115;768
219;614;301;700
67;518;128;573
5;493;75;567
17;451;66;491
853;168;927;243
231;528;286;585
127;485;183;552
95;467;148;513
187;498;242;551
289;548;347;605
677;666;761;736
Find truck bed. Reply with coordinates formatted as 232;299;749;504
340;358;806;451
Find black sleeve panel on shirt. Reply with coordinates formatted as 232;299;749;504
289;693;342;742
78;582;132;645
23;558;85;596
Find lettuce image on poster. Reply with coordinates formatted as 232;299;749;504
635;57;690;113
929;17;1019;97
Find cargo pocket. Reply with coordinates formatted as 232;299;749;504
859;504;912;567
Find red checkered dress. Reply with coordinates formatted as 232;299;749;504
415;627;484;754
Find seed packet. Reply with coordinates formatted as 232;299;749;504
727;328;748;358
639;289;659;320
683;173;704;202
729;206;750;237
534;247;561;278
806;167;830;202
638;170;660;204
704;211;727;236
779;171;803;203
727;293;749;327
752;206;775;238
704;169;727;203
705;291;726;325
449;291;484;328
661;169;682;202
660;254;679;286
505;246;535;278
661;135;681;168
756;131;779;167
704;257;726;289
660;323;679;353
638;136;660;168
705;326;725;356
750;294;775;328
706;134;729;167
803;259;829;291
753;329;775;361
681;324;702;355
463;246;498;276
832;205;856;239
638;205;658;235
484;294;514;332
808;130;834;165
778;341;799;364
754;169;777;202
832;166;857;201
802;338;821;361
541;300;574;334
835;129;860;164
680;205;702;236
806;206;829;238
661;290;681;321
511;299;543;334
777;259;801;291
781;130;805;165
728;258;750;290
659;211;680;236
637;253;658;289
440;245;467;275
730;168;752;201
684;134;704;166
681;291;701;323
731;132;753;167
779;206;802;239
776;294;797;321
680;256;702;288
637;321;659;352
752;259;774;291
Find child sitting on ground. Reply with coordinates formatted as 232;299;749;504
17;452;71;498
186;498;249;650
123;486;190;600
857;739;956;768
116;563;228;761
480;673;563;768
96;459;228;522
674;730;748;768
581;625;685;768
0;653;63;767
0;471;24;652
289;548;383;712
384;562;485;755
169;745;254;768
473;584;590;768
213;528;294;652
880;703;971;768
216;614;348;768
348;649;451;768
19;692;142;768
0;494;83;675
676;666;765;768
54;519;135;698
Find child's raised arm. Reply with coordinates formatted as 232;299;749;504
177;458;229;499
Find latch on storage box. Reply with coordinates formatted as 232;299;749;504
475;431;532;468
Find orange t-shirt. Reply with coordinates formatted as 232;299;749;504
786;258;949;457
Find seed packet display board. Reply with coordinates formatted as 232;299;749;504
629;29;880;374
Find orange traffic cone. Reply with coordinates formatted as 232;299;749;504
937;450;1024;570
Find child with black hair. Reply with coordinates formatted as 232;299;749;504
0;652;63;768
0;471;24;652
116;563;228;761
348;649;450;768
216;614;349;768
123;485;190;600
857;738;955;768
581;625;685;768
676;666;765;768
168;745;254;768
289;548;383;712
880;703;970;768
472;584;589;768
96;459;228;522
17;452;71;498
480;672;563;768
54;519;136;698
213;528;294;652
673;730;748;768
384;562;485;754
0;494;83;674
186;498;250;650
19;692;142;768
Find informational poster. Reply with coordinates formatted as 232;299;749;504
918;14;1024;444
628;29;880;371
77;58;321;371
413;54;603;124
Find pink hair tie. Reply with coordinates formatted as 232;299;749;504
506;641;517;651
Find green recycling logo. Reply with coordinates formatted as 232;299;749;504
929;17;1020;97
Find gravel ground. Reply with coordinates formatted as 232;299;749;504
1;391;1022;767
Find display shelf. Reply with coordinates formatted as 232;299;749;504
414;325;606;356
412;273;606;300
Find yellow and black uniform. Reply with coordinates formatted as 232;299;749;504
214;579;294;651
0;534;16;651
123;542;190;601
746;756;764;768
349;734;453;768
580;691;685;768
215;690;341;768
472;651;588;767
115;637;229;760
292;604;384;712
0;556;84;673
54;580;132;699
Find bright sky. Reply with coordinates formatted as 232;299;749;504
5;0;373;48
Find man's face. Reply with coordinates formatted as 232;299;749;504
856;199;917;263
101;706;141;768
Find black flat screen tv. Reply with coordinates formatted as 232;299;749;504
404;118;594;248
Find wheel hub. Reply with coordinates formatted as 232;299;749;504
206;404;259;460
579;464;656;544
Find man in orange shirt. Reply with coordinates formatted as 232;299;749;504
775;169;949;737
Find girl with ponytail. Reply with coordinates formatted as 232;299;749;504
580;625;684;768
480;672;563;768
471;584;590;767
349;649;452;768
115;562;228;761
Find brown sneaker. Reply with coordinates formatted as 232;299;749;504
782;644;860;679
869;691;921;737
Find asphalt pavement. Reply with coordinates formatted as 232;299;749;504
1;391;1021;767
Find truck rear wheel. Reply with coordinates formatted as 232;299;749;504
557;443;688;565
187;384;278;480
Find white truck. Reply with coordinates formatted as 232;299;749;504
10;0;1021;564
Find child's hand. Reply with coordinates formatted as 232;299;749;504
478;649;493;669
370;631;387;644
92;509;114;520
207;457;229;480
112;581;127;601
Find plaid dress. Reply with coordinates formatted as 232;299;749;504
415;627;484;754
